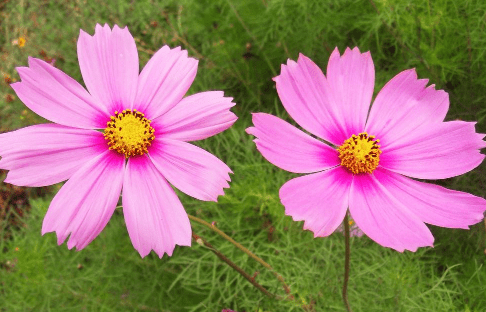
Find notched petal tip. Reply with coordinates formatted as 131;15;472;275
478;133;486;147
333;46;372;60
137;248;151;259
12;57;107;128
171;45;199;64
26;56;37;66
77;29;90;44
134;43;199;119
277;58;297;74
153;239;191;259
40;224;50;236
7;81;20;91
248;113;341;173
281;168;351;238
296;53;311;64
67;237;78;250
153;90;237;142
245;126;256;135
94;23;103;33
401;240;434;253
149;140;232;202
40;152;124;254
85;23;131;38
112;24;123;31
350;172;436;252
14;66;30;80
123;156;193;258
347;46;368;56
329;47;341;60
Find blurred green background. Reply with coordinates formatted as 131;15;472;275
1;0;486;311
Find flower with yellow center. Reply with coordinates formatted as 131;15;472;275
18;37;26;48
248;47;486;253
0;24;237;258
103;109;155;158
338;132;382;174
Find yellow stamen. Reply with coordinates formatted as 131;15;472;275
338;132;381;174
103;109;155;158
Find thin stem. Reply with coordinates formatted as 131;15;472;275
192;233;279;299
342;212;353;312
188;214;291;295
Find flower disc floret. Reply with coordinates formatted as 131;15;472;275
338;132;381;174
104;109;155;158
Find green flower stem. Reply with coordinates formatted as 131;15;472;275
192;233;278;299
342;212;353;312
188;214;291;296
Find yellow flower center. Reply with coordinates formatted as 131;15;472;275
18;37;26;48
338;132;381;174
103;109;155;158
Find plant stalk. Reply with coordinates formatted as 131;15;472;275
188;214;291;295
192;233;278;299
342;212;353;312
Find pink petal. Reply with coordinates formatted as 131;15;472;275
42;151;125;250
274;53;344;145
77;24;139;114
349;172;434;252
151;91;237;141
123;155;192;258
246;113;340;173
280;166;352;237
373;168;486;229
380;121;486;179
0;124;107;187
149;138;231;202
326;47;375;141
134;45;198;120
365;69;449;146
11;58;108;129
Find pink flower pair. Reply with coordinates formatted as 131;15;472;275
1;24;485;257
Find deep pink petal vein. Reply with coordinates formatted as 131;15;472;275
246;47;486;252
0;24;237;258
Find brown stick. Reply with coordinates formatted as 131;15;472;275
188;214;291;295
192;233;279;299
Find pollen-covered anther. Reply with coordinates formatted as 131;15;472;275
338;132;382;174
103;109;155;158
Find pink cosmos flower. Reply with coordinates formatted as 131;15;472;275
247;47;486;252
0;24;237;258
